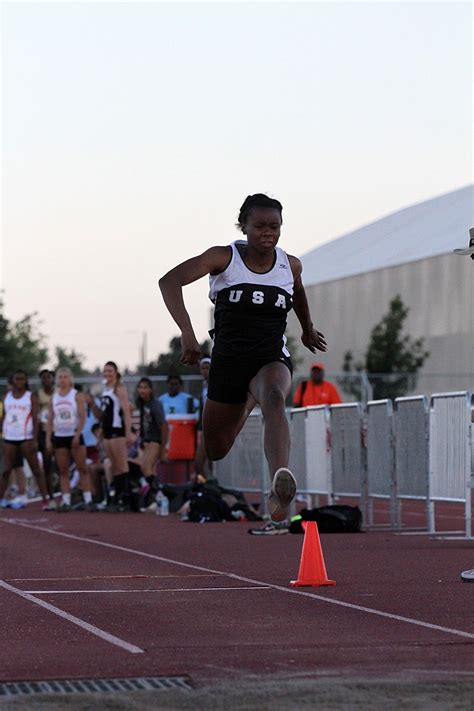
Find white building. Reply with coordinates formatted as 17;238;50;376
286;185;474;395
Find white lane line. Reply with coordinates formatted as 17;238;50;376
9;574;216;582
4;519;474;642
24;586;271;594
0;579;144;655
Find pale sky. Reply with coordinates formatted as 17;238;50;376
1;1;472;371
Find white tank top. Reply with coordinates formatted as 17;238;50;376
102;387;124;429
208;240;294;358
3;391;34;441
208;241;294;301
52;388;79;437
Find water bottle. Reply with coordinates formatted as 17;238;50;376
160;494;169;517
155;490;163;515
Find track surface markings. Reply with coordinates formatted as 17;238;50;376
0;579;144;654
23;586;271;594
4;519;474;642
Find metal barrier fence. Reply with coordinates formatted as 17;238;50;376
213;411;267;512
288;406;331;497
394;396;430;529
429;392;472;538
210;390;472;536
329;403;365;501
366;399;395;527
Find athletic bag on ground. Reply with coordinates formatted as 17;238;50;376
289;505;363;534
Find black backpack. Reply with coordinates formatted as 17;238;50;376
289;505;363;534
188;485;234;523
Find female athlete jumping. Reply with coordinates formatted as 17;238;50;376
159;194;327;521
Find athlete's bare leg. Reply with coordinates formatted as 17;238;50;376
55;448;72;498
203;396;256;461
0;444;19;499
248;362;291;476
21;441;48;500
72;444;92;499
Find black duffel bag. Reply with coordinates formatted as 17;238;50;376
289;505;363;534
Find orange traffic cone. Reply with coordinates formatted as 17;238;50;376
290;521;336;587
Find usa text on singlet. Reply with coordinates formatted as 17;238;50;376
208;241;294;358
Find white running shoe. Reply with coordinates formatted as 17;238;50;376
461;568;474;582
10;496;27;510
269;468;297;523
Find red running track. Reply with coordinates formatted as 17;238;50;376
1;506;474;686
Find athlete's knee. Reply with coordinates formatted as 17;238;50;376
204;436;234;462
261;384;286;411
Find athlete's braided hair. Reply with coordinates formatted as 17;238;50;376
236;194;283;231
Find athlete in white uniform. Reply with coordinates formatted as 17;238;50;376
46;367;93;512
0;370;48;508
159;193;327;522
89;361;132;510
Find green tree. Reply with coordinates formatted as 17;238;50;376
343;295;429;400
0;298;48;377
145;336;212;376
53;346;87;376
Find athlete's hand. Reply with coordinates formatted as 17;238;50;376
46;439;53;455
72;434;80;449
301;327;327;353
180;331;201;365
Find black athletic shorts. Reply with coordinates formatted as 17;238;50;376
2;440;27;467
52;435;85;450
103;426;125;440
207;353;293;405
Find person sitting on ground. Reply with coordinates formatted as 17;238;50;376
293;362;342;408
158;374;199;417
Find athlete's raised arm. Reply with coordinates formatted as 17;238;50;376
159;246;230;365
288;255;327;354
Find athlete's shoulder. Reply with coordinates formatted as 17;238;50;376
285;253;302;280
206;245;233;276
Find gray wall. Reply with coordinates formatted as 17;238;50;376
286;253;473;396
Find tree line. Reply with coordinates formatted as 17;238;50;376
0;295;428;400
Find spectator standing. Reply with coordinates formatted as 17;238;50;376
195;356;211;476
90;361;133;510
159;375;199;416
46;368;93;512
293;363;342;408
136;378;168;478
0;376;27;509
0;369;49;508
37;369;56;509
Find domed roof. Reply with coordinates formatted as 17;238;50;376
301;185;473;285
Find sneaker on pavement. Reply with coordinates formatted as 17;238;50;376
248;521;289;536
10;496;27;510
269;468;297;523
57;502;71;513
42;499;57;511
461;568;474;582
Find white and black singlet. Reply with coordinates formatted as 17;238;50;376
207;240;294;404
101;386;125;439
2;391;34;442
